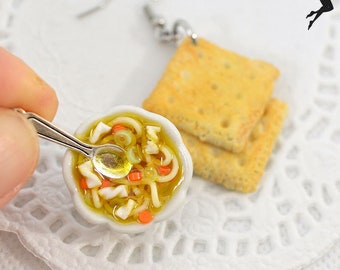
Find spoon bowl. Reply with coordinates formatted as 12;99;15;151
92;144;132;178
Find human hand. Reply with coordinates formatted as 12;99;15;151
0;47;58;207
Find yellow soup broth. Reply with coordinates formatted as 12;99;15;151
71;112;183;225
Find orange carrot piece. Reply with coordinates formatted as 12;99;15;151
80;178;88;190
138;210;153;224
128;170;143;182
158;165;171;175
100;180;112;188
112;124;127;133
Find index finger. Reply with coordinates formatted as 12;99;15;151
0;47;58;121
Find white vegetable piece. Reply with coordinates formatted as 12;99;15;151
78;160;102;188
146;125;161;142
98;185;128;200
89;121;111;144
145;125;161;154
145;140;159;154
115;199;137;220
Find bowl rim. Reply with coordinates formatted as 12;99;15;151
62;105;193;234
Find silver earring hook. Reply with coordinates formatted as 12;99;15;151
144;4;198;45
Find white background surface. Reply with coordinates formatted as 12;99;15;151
1;0;340;269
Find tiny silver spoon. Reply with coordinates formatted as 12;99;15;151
15;108;132;179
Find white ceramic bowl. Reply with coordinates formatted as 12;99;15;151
62;105;193;234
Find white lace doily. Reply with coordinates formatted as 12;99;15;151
1;0;340;269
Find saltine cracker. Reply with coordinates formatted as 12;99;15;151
180;99;287;193
143;37;279;153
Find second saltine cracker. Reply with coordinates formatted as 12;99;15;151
181;99;287;193
143;37;279;153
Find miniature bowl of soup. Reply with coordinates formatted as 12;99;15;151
62;105;193;234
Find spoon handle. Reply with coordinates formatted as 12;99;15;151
15;108;93;157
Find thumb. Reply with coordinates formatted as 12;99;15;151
0;108;39;207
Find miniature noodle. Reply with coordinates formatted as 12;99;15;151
159;145;172;166
110;117;143;137
74;113;183;225
149;181;161;208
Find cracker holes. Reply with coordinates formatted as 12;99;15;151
238;157;247;167
223;61;231;69
220;119;229;129
248;73;256;80
197;51;204;58
197;108;204;115
180;70;191;79
167;96;175;103
211;83;218;91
